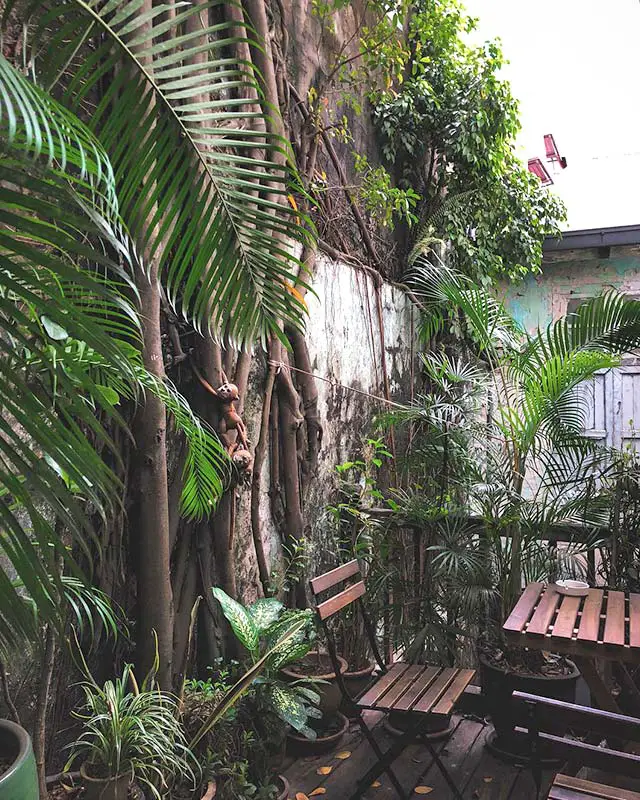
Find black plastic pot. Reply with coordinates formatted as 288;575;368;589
275;774;289;800
384;710;452;741
479;653;580;762
281;652;348;718
80;763;130;800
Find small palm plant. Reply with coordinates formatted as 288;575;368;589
66;664;196;800
400;256;640;643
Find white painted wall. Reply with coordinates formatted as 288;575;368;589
236;255;416;598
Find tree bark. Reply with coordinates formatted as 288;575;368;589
132;271;173;688
130;0;174;689
34;625;56;799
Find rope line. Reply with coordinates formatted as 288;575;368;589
267;360;406;409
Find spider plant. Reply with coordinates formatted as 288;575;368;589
66;663;197;799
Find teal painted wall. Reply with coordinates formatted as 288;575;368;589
499;245;640;333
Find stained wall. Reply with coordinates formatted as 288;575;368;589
235;254;416;598
499;245;640;331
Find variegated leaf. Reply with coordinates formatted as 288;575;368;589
247;598;284;632
212;587;259;656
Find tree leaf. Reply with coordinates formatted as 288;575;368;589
212;587;259;656
41;316;69;340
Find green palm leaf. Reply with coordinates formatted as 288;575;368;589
0;57;227;652
14;0;315;343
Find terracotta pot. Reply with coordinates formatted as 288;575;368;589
80;763;130;800
479;653;580;763
286;711;349;756
275;774;289;800
281;651;348;718
341;659;376;718
0;719;38;800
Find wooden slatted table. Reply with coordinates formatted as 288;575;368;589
504;583;640;712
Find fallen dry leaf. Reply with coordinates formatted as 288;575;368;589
370;780;382;788
296;794;310;800
414;788;433;795
336;751;352;759
316;766;333;776
310;789;327;796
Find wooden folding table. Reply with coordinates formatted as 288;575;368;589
503;582;640;712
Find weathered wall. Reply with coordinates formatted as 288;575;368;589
499;244;640;332
235;254;416;599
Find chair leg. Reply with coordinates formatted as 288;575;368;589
349;715;408;800
420;734;465;800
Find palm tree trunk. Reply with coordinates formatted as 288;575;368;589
132;270;173;688
130;0;173;689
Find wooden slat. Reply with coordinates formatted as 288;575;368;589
552;775;640;800
629;592;640;649
413;667;458;713
357;662;410;707
603;590;626;647
551;595;582;639
533;732;640;780
431;668;476;716
526;585;561;636
374;664;425;709
392;665;440;712
503;582;544;633
310;560;360;595
548;785;594;799
316;580;365;620
512;692;640;743
577;588;604;643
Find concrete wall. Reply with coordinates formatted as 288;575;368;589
499;244;640;332
235;254;416;599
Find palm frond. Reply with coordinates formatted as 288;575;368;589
15;0;316;344
526;291;640;366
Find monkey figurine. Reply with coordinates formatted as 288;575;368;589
232;447;254;482
192;365;249;453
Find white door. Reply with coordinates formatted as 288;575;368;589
578;363;640;453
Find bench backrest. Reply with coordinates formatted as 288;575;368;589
513;691;640;780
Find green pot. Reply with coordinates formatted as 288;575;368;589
0;719;38;800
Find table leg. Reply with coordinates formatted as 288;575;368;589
573;656;621;713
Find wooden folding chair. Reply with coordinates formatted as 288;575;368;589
310;559;476;800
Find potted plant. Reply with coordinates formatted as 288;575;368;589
401;262;640;758
210;589;322;737
183;608;319;800
66;663;196;799
210;588;349;754
0;720;38;800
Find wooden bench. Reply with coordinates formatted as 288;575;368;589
512;691;640;799
549;774;640;799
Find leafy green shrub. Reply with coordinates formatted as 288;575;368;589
212;589;321;739
182;671;286;799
